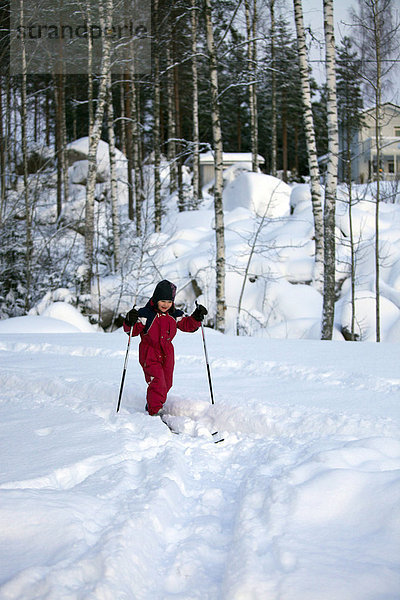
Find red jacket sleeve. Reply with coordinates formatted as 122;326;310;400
123;320;145;336
176;314;201;333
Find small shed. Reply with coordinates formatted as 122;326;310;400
199;152;265;188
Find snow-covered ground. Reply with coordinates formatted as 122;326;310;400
1;315;400;599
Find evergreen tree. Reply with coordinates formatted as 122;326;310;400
336;37;364;183
259;17;308;180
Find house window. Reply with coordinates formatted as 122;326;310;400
372;158;383;174
386;155;394;174
395;127;400;137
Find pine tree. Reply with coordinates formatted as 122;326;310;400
259;16;307;180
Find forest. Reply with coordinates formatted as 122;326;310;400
0;0;399;340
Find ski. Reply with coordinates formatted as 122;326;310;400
160;414;224;443
160;414;179;435
211;431;224;444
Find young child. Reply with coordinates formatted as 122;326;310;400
123;279;207;416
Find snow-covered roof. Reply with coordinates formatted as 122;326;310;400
361;102;400;115
199;151;265;164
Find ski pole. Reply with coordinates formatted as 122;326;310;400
196;301;215;405
116;325;133;413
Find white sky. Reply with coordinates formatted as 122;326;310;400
295;0;400;104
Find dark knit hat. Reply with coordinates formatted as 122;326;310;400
152;280;177;303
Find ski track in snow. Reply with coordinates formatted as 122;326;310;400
1;333;400;599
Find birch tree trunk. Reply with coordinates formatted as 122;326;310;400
373;10;382;342
245;0;258;172
269;0;277;177
83;0;113;295
282;99;288;181
125;8;142;235
0;82;5;222
348;146;356;339
19;0;32;310
175;53;185;212
167;40;177;195
54;73;64;220
124;75;134;221
130;70;142;236
107;75;120;271
86;0;94;134
120;80;126;154
351;0;399;340
204;0;226;332
191;0;201;205
54;4;68;221
293;0;324;292
61;74;69;217
153;0;162;232
321;0;339;339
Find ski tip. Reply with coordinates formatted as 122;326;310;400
160;414;179;435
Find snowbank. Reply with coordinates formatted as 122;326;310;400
0;329;399;598
2;303;97;333
223;172;291;218
0;315;82;333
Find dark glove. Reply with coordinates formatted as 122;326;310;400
125;307;139;326
192;304;207;322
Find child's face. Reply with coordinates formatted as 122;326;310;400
157;300;173;312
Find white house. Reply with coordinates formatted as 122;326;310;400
346;103;400;183
199;152;265;188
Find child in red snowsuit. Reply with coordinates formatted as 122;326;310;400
123;280;207;416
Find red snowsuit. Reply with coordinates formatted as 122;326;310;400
124;300;200;415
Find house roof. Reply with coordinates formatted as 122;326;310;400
361;102;400;115
199;151;265;164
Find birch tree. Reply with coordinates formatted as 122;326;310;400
83;0;113;295
18;0;32;310
204;0;226;332
293;0;324;292
337;37;364;340
106;75;120;271
123;74;134;221
127;54;142;235
245;0;258;172
166;31;177;196
321;0;339;339
191;0;201;205
153;0;162;232
269;0;277;177
0;81;6;220
54;73;66;221
351;0;400;341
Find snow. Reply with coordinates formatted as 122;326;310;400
0;315;82;334
1;312;400;599
19;136;400;343
223;172;291;218
4;137;400;596
135;170;400;341
0;303;98;334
